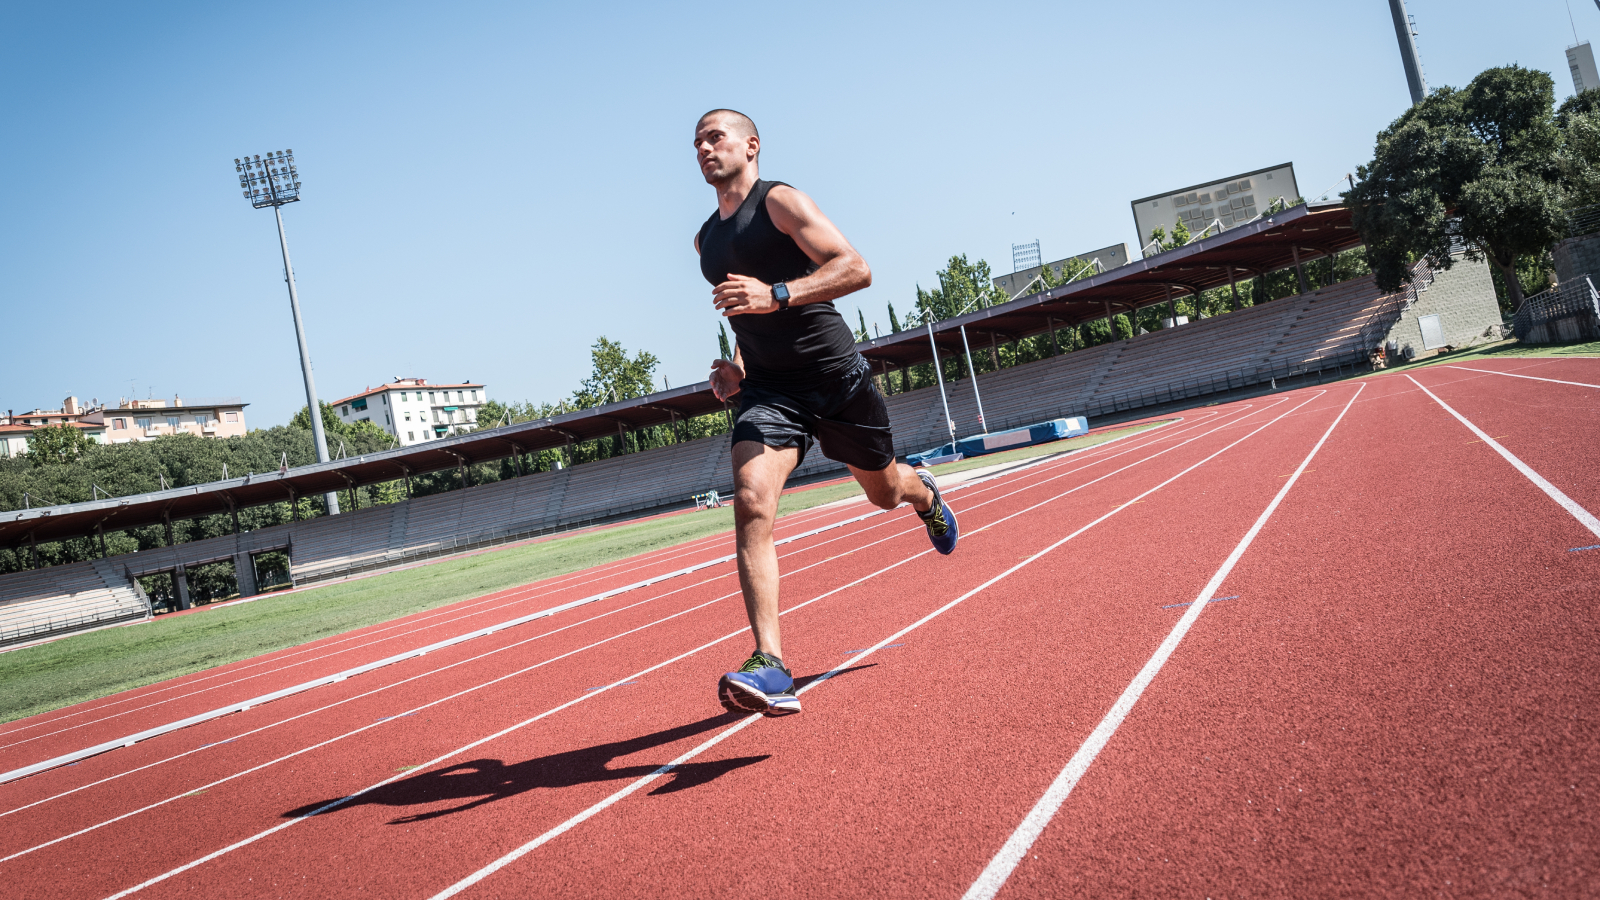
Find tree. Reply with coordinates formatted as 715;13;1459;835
572;336;659;408
1347;65;1566;308
717;323;733;360
855;309;870;341
1558;88;1600;209
24;425;95;468
887;300;902;333
914;254;1009;325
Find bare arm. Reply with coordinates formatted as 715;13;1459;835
712;186;872;315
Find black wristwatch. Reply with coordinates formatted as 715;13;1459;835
772;282;791;309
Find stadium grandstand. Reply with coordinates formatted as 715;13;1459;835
0;201;1502;646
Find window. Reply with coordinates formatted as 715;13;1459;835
167;417;181;430
429;392;436;402
225;412;239;423
385;413;391;424
341;406;349;416
137;417;152;430
408;431;414;440
456;391;464;402
405;412;411;421
381;394;388;405
113;418;126;430
352;397;367;411
471;390;478;401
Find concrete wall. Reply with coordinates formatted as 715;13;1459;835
1381;254;1501;357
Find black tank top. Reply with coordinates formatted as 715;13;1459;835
698;180;859;387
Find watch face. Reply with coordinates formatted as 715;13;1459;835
773;283;790;302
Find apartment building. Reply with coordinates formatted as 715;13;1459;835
0;421;107;457
332;378;487;447
101;396;250;443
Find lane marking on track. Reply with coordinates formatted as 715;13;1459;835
1;413;1211;831
962;382;1364;900
0;502;916;785
96;550;939;900
85;407;1259;897
4;415;1191;785
1443;365;1600;389
0;485;875;744
1407;375;1600;540
425;394;1324;900
0;521;757;743
1570;544;1600;553
3;507;954;855
1161;595;1239;610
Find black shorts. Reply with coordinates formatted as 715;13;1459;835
732;356;896;471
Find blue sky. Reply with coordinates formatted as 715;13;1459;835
4;1;1593;426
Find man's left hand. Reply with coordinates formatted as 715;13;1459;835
713;275;778;316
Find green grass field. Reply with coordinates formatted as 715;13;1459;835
0;422;1155;725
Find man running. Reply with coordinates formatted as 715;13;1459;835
693;109;959;717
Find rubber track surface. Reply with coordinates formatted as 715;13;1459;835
1;363;1594;898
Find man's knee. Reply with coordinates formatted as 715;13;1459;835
733;483;778;523
862;482;900;510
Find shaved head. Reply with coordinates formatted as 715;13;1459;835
698;108;759;141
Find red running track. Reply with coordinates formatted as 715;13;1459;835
1;361;1594;898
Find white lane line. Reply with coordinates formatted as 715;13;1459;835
962;382;1364;900
0;492;901;756
428;394;1323;900
1408;374;1600;539
89;407;1254;898
1443;365;1600;390
97;547;937;900
0;520;748;741
5;413;1204;830
1;508;938;849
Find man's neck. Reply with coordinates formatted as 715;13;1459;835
715;168;760;219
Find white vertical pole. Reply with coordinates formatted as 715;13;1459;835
927;322;957;450
959;325;988;433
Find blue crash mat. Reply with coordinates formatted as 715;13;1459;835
906;417;1087;467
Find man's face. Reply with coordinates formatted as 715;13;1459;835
694;115;756;185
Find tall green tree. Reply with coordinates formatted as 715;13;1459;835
886;300;902;333
1347;65;1566;307
914;254;1009;324
717;323;733;360
572;336;660;408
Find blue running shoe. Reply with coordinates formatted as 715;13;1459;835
915;468;959;555
718;651;800;716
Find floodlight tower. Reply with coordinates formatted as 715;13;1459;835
235;150;340;515
1387;0;1428;106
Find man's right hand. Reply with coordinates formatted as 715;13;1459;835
710;358;744;401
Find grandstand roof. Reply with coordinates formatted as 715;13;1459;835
1;202;1361;550
855;201;1363;370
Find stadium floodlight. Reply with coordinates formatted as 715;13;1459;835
232;148;340;515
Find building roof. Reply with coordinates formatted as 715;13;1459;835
332;382;485;407
0;422;102;434
103;398;248;413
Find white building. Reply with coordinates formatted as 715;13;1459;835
331;378;488;447
1569;41;1599;94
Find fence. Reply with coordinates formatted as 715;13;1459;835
1513;275;1600;344
1569;204;1600;240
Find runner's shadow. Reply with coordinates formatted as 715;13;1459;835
283;665;871;824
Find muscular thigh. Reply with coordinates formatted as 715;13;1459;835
732;440;799;519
